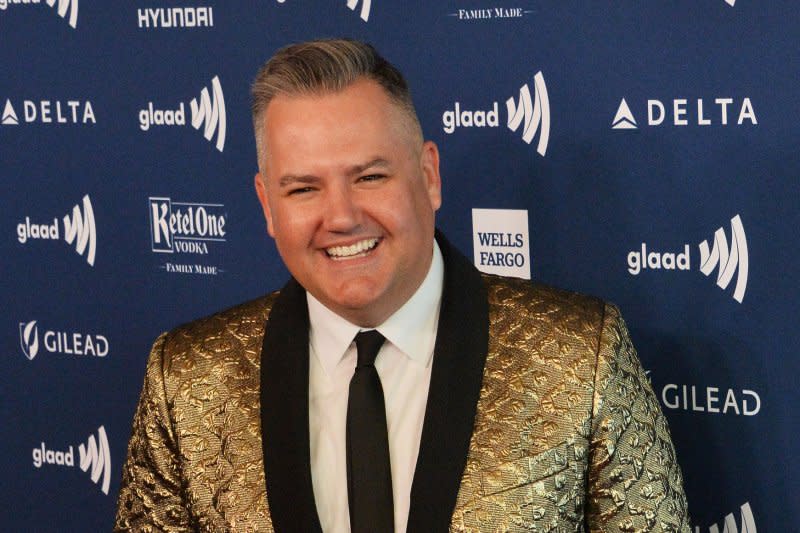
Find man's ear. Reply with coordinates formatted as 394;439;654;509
420;140;442;211
254;173;275;237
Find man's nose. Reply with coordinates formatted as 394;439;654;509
322;185;361;232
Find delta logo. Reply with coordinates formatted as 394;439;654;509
139;75;226;152
627;214;748;303
0;0;78;29
32;426;111;495
1;98;95;126
149;196;227;275
442;71;550;157
19;319;109;361
273;0;372;22
612;96;756;129
16;194;97;266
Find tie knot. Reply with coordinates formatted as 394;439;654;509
354;330;385;368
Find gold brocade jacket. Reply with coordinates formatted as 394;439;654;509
115;236;690;532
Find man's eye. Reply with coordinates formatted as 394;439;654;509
287;187;314;195
358;174;385;182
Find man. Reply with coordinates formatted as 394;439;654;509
115;39;690;532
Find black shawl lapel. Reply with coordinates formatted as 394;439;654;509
407;232;490;532
260;278;323;533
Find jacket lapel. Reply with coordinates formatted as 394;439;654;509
407;232;490;532
260;278;323;533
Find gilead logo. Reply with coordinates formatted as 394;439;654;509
32;426;111;495
626;214;748;303
19;320;109;360
442;72;550;156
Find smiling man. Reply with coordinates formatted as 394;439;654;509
115;39;690;532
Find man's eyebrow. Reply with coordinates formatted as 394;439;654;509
278;174;320;188
345;158;391;176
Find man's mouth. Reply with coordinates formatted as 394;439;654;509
325;238;380;260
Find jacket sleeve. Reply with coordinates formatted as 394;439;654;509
114;332;193;532
585;305;691;533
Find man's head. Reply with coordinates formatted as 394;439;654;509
251;39;442;327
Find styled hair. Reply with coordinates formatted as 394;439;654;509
251;38;423;170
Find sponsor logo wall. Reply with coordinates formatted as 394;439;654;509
2;1;797;531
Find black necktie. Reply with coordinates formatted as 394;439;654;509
346;330;394;533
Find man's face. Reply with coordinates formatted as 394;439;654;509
255;78;441;327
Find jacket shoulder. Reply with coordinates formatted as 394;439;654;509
482;274;608;331
156;292;280;377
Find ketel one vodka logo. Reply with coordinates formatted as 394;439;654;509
442;72;550;156
149;196;227;275
19;320;109;361
139;75;226;152
626;214;748;303
0;0;79;29
16;194;97;266
32;426;111;495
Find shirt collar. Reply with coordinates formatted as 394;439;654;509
307;241;444;376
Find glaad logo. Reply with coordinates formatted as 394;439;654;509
699;215;748;304
1;98;95;125
447;7;534;21
626;214;748;303
0;0;78;29
472;208;531;279
725;0;736;6
139;75;226;152
442;72;550;156
16;194;97;266
274;1;372;22
612;96;756;129
137;6;214;28
18;320;109;361
32;426;111;495
662;383;760;416
695;502;755;533
149;196;227;275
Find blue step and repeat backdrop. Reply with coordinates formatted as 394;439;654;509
2;1;798;531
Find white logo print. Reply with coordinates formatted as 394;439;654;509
20;320;39;360
2;99;19;125
78;426;111;495
725;0;736;6
46;0;78;28
62;194;97;266
506;72;550;156
190;75;226;152
697;502;755;533
137;6;214;28
16;194;97;266
442;72;550;157
612;98;637;129
31;426;111;495
346;0;371;21
699;214;748;303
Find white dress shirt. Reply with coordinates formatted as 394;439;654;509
307;242;444;533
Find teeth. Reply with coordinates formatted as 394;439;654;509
326;238;379;259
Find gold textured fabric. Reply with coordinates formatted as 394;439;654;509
114;277;689;532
